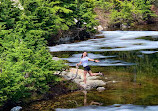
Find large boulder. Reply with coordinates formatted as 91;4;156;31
61;68;107;90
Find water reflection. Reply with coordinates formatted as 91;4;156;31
83;91;87;106
82;90;102;106
133;65;137;83
56;87;158;111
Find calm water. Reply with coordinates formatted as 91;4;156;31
24;31;158;111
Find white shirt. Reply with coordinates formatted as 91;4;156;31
80;57;89;67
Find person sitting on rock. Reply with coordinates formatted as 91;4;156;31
76;52;103;86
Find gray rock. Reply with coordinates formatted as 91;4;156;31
80;80;106;89
52;57;61;61
97;25;103;31
107;80;119;84
97;87;105;92
74;75;81;79
60;37;71;42
67;72;74;78
87;76;99;80
10;106;22;111
121;24;128;29
74;79;82;84
87;80;106;87
113;104;122;107
62;75;70;80
104;77;108;79
61;71;68;75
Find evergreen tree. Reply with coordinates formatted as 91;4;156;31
19;0;98;36
0;0;21;30
0;0;67;106
95;0;157;27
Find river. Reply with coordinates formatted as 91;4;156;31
24;31;158;111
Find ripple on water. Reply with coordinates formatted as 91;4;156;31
61;53;135;66
140;51;158;54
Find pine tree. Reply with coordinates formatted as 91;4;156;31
0;0;67;106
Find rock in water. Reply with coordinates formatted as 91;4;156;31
52;57;61;61
97;25;103;31
10;106;22;111
97;87;105;92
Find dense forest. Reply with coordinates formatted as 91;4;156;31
0;0;157;108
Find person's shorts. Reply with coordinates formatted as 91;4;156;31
84;66;91;71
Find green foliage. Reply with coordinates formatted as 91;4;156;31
95;0;157;27
152;0;158;7
72;0;98;32
0;32;67;106
132;0;156;21
0;0;67;106
0;0;21;30
23;0;72;31
110;0;134;26
19;0;98;35
0;37;66;104
95;0;112;10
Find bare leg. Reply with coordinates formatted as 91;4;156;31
88;70;102;76
84;71;88;84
